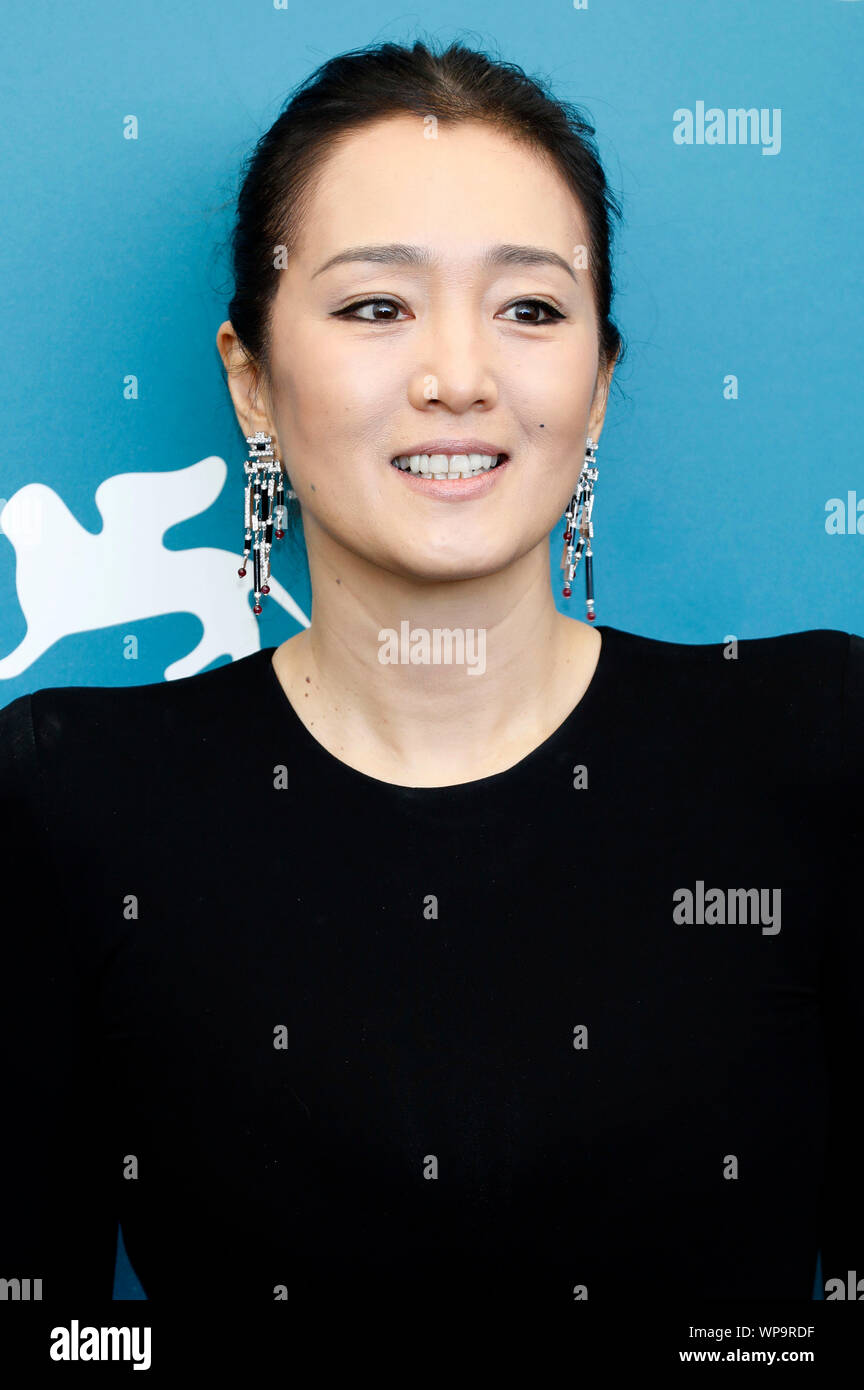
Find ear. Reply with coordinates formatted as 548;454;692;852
586;351;618;446
216;321;283;457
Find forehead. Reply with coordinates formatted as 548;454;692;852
292;114;588;269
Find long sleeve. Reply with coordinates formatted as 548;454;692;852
818;632;864;1298
0;692;118;1301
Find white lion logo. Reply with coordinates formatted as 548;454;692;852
0;457;309;683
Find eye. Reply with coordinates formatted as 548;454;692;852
499;298;566;324
332;298;409;322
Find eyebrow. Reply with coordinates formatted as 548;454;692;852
312;242;579;283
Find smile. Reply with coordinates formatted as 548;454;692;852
390;452;508;478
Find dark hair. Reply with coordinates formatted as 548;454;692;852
227;38;625;393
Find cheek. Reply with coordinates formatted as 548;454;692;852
277;332;404;448
508;349;595;433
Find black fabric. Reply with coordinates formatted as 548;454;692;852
1;624;862;1307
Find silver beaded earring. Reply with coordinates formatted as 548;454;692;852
237;431;296;615
560;435;599;622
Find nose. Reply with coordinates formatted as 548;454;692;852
406;307;499;414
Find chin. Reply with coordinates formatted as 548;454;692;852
382;548;518;586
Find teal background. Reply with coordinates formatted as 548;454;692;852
1;0;860;1300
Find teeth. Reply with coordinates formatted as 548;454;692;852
391;452;503;477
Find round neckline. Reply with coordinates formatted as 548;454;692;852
259;624;617;797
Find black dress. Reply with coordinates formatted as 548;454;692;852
1;624;861;1307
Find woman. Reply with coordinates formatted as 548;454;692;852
1;39;861;1310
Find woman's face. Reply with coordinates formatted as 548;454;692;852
252;114;613;583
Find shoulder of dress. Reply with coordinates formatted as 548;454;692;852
2;648;270;764
0;690;39;790
839;632;864;772
603;624;852;697
603;626;857;783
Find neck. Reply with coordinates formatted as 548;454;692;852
271;528;602;787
